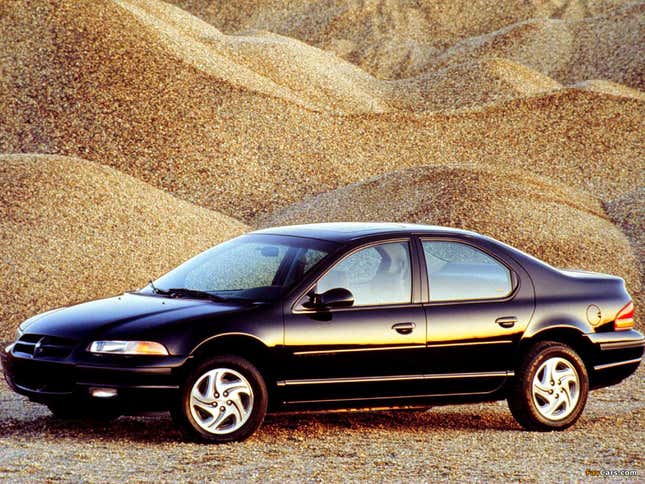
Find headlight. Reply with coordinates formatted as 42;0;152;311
15;326;24;341
88;341;169;355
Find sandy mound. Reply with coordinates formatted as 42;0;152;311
113;0;391;113
172;1;641;83
0;0;642;338
260;164;641;297
422;2;645;90
386;58;563;111
605;189;645;278
1;0;642;222
575;79;645;100
604;188;645;309
343;89;644;210
68;2;584;114
0;0;578;117
0;154;247;339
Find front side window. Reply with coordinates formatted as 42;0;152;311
422;240;513;302
316;241;412;306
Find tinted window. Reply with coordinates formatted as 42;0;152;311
316;242;412;306
422;241;512;302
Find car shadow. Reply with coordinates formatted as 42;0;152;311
0;406;520;444
0;414;183;444
263;407;520;433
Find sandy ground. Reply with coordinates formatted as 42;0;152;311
0;362;642;482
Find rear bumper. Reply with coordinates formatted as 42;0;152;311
584;330;644;389
2;344;190;410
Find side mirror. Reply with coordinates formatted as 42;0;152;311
316;287;354;309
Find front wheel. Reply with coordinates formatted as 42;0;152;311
508;341;589;431
172;355;268;443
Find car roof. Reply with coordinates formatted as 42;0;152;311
252;222;477;243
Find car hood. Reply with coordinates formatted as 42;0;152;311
20;292;249;342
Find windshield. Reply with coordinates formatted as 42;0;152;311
147;234;336;302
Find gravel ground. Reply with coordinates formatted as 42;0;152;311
1;363;642;482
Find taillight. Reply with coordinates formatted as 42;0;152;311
614;301;634;331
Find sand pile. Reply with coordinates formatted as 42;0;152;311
172;0;642;85
0;154;247;340
422;2;645;90
0;0;352;219
606;189;645;280
260;164;641;296
0;1;642;336
348;88;643;206
386;58;564;111
1;0;642;221
114;0;392;113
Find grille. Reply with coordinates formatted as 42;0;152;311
14;334;77;359
11;359;75;394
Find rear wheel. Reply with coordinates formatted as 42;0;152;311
172;355;268;443
508;341;588;431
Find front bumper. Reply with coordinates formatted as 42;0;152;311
584;329;644;389
2;343;191;410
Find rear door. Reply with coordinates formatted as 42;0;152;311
419;237;535;394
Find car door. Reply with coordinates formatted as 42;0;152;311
419;238;535;394
281;238;428;403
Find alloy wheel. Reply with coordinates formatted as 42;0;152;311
189;368;254;435
531;356;580;421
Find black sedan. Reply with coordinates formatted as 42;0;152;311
2;223;643;442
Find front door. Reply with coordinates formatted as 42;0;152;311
282;239;428;404
420;239;535;394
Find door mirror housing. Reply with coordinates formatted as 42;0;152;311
313;287;354;309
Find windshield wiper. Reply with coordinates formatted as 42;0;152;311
148;282;250;303
149;280;171;295
166;288;228;302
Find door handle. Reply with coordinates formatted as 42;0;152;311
391;322;416;335
496;316;517;328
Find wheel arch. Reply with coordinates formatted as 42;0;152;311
517;325;594;374
187;333;276;383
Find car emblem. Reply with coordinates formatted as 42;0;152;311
33;337;45;356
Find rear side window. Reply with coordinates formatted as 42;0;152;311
422;241;513;302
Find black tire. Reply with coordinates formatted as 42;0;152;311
47;401;120;421
508;341;589;431
172;354;268;443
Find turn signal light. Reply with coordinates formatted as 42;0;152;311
614;301;634;331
